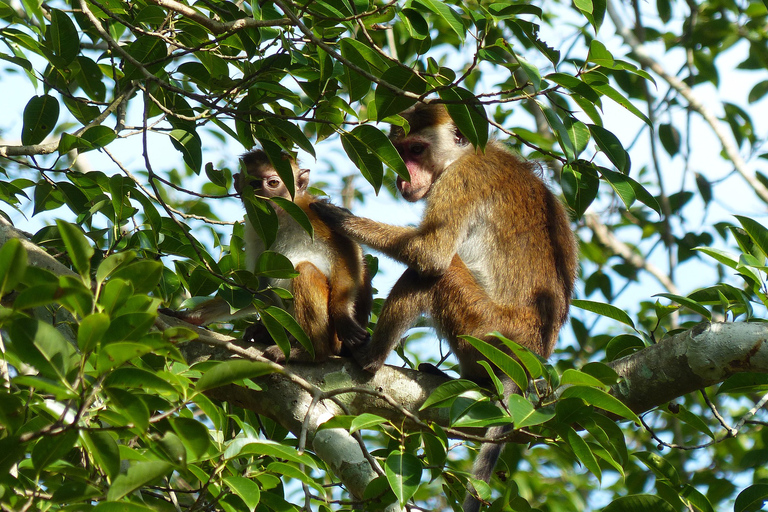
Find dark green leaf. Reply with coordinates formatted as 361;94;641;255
47;9;79;66
572;299;636;329
170;128;203;173
31;429;78;471
462;336;528;391
602;494;677;512
195;359;277;393
385;451;422;504
734;483;768;512
374;67;427;121
21;95;59;145
224;476;261;512
106;460;173;501
0;238;27;296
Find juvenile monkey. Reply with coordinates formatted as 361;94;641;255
173;150;372;363
311;103;578;511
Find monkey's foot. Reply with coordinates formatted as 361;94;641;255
418;363;450;378
352;346;385;374
262;345;288;363
336;317;371;351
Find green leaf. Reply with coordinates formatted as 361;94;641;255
602;495;677;512
47;9;79;66
95;251;137;285
563;426;601;481
385;451;422;505
350;413;388;433
589;124;629;173
420;379;480;410
93;502;156;512
653;293;711;320
561;369;607;388
80;430;120;481
658;123;681;157
224;439;317;468
195;359;277;393
243;194;278;249
374;66;427;121
462;336;528;391
56;219;94;281
413;0;465;39
599;167;661;213
170;128;203;173
105;387;150;431
21;95;60;145
259;306;303;359
107;460;173;501
734;483;768;512
680;484;715;512
571;299;636;329
341;130;385;192
736;216;768;259
508;394;555;428
588;39;614;67
31;429;78;471
224;476;261;512
493;334;547;379
560;386;640;423
77;312;110;353
350;124;410;183
111;260;163;294
0;238;27;296
170;417;211;461
80;125;116;150
8;317;77;384
633;451;680;486
438;88;489;150
536;100;576;160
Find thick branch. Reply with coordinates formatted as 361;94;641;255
145;0;292;33
608;321;768;413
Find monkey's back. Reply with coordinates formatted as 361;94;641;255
436;143;578;356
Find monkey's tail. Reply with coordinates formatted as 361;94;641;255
463;423;511;512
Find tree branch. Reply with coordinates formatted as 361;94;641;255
606;0;768;204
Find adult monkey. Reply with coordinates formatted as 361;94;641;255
311;103;578;511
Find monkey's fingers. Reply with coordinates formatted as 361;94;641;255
308;201;350;227
336;317;371;350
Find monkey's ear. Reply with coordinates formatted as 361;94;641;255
233;173;243;195
296;169;310;192
453;126;469;147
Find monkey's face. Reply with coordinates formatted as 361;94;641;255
249;166;309;201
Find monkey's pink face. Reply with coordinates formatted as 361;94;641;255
394;138;435;202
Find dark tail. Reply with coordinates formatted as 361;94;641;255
463;424;511;512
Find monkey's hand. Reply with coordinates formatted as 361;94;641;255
309;201;353;230
336;316;371;351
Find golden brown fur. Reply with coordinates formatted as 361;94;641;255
311;103;578;511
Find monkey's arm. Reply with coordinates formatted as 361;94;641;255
310;202;464;276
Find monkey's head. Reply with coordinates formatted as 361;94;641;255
389;103;470;202
237;149;309;201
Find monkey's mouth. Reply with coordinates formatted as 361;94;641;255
396;176;426;202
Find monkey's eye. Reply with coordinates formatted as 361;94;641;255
266;178;281;188
410;143;426;155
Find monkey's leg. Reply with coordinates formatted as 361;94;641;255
263;262;337;363
328;256;370;351
354;267;435;373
